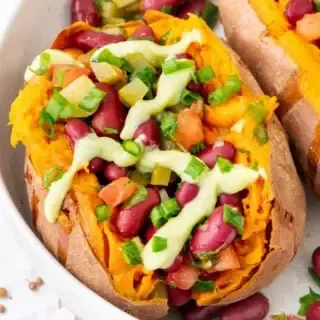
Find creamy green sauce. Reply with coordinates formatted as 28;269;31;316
91;29;202;67
120;66;195;140
142;164;260;270
44;133;139;223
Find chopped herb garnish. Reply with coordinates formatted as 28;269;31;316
223;205;244;235
315;0;320;11
159;30;171;45
79;87;106;112
309;267;320;289
162;59;194;75
29;52;51;76
198;251;218;263
160;112;177;140
190;141;206;154
104;127;119;135
202;2;219;28
152;236;168;252
96;204;111;222
39;109;55;139
43;167;64;189
125;186;148;209
94;0;108;11
160;198;180;219
251;159;259;171
208;74;241;105
254;124;269;145
92;48;132;73
161;5;172;14
193;280;215;292
151;206;167;228
56;70;65;88
184;156;207;180
122;241;142;266
180;88;202;105
216;156;233;173
122;140;143;157
196;66;216;83
298;288;320;316
247;101;268;123
133;66;157;87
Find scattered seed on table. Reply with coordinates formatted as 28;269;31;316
35;277;44;287
0;289;7;298
28;282;37;291
0;305;6;313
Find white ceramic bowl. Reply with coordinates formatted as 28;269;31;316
0;1;319;319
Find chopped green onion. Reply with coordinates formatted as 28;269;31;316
198;251;218;263
202;3;219;28
216;156;233;173
129;170;151;186
251;160;259;171
190;141;206;155
56;70;65;88
43;167;64;188
208;74;241;105
160;112;177;140
29;52;51;76
315;0;320;12
298;288;320;316
309;268;320;289
96;204;111;222
133;66;157;88
79;87;106;112
125;186;148;209
193;280;215;292
247;101;268;123
160;198;180;219
122;241;142;266
152;236;168;252
254;124;269;145
162;59;194;75
151;206;167;228
39;110;55;139
196;66;216;84
223;205;244;235
184;156;206;179
122;140;143;157
180;88;202;105
159;30;171;45
161;5;172;14
92;48;132;73
46;90;74;121
104;127;119;135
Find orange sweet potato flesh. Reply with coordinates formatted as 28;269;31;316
9;10;306;317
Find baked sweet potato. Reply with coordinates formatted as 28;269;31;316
10;11;305;320
216;0;320;197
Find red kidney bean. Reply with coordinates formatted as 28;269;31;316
285;0;315;25
187;81;202;93
176;182;199;208
165;253;184;273
132;25;155;41
73;30;126;52
197;141;236;169
71;0;101;27
312;247;320;277
88;158;105;174
114;188;161;238
307;301;320;320
177;0;207;19
133;118;161;147
189;206;236;257
65;119;90;143
219;293;269;320
180;302;221;320
218;191;246;212
198;270;216;281
144;224;158;243
104;162;128;182
91;83;126;139
167;286;192;307
143;0;186;11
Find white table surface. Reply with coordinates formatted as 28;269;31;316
0;1;319;320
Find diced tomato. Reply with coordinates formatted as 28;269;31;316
206;246;240;273
174;108;204;151
166;264;199;290
98;177;139;208
51;64;91;88
296;13;320;42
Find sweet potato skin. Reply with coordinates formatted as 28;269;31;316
216;0;320;196
23;43;306;315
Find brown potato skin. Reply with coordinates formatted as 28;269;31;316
216;0;320;196
23;47;306;316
